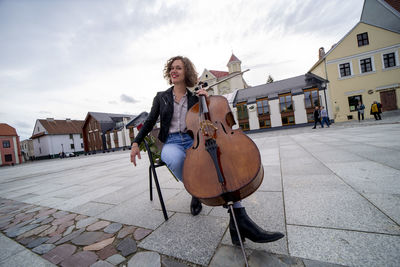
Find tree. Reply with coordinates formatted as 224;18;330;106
266;75;274;84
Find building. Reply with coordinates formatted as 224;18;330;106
0;123;22;166
30;118;85;159
20;139;34;162
82;112;135;152
232;73;328;130
199;54;248;95
309;0;400;122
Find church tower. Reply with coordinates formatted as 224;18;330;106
227;53;242;74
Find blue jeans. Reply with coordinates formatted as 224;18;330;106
161;133;193;182
321;117;330;127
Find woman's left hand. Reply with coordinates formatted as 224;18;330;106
196;89;209;97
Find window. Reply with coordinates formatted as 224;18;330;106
5;154;12;162
357;32;369;47
348;95;362;112
2;140;10;148
383;53;396;68
239;122;249;131
80;134;83;139
360;58;372;73
69;134;73;139
81;143;83;148
279;94;293;112
339;63;351;77
256;98;271;128
236;102;248;120
256;98;269;115
70;144;75;149
37;126;40;132
304;89;320;108
38;138;40;144
282;116;295;125
39;147;42;154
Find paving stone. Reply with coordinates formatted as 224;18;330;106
303;258;346;267
133;228;152;240
26;206;42;213
19;236;36;245
117;225;136;239
4;219;35;232
209;245;247;267
106;254;125;265
90;260;114;267
87;221;110;231
116;237;137;256
60;251;98;267
127;251;160;267
5;223;40;238
249;250;303;267
53;211;70;219
75;214;89;221
40;216;55;225
40;225;58;237
161;256;191;267
63;225;75;236
76;217;98;229
52;214;77;225
46;234;62;244
17;224;51;239
71;231;105;246
27;237;49;248
97;244;118;260
32;244;56;254
103;222;122;234
55;228;85;245
83;237;115;251
36;208;57;218
31;215;50;224
42;244;77;264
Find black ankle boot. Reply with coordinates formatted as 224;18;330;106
228;207;284;245
190;196;202;216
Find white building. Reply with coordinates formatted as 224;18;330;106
31;118;84;159
232;73;328;131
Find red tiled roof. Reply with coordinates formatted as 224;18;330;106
227;54;240;64
385;0;400;13
38;119;84;135
209;70;229;78
0;123;18;136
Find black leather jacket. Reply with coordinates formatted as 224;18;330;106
133;86;198;145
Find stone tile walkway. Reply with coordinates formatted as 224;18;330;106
1;110;400;266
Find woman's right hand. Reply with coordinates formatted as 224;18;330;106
130;143;141;166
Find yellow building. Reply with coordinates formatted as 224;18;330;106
310;0;400;122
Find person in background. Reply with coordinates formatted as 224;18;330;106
312;106;322;129
320;106;330;128
356;101;365;121
371;101;381;120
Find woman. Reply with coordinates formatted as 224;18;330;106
130;56;284;245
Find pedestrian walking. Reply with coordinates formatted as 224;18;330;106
371;101;381;120
320;106;330;127
312;106;322;129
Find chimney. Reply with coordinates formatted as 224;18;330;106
66;118;71;122
318;47;325;60
46;118;54;121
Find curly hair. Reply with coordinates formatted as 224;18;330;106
163;56;198;87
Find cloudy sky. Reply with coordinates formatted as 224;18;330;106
0;0;365;140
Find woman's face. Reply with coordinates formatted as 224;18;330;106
170;59;185;85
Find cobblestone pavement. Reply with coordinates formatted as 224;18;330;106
1;111;400;267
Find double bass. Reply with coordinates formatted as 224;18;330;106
182;77;263;266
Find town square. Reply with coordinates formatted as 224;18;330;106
1;0;400;266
